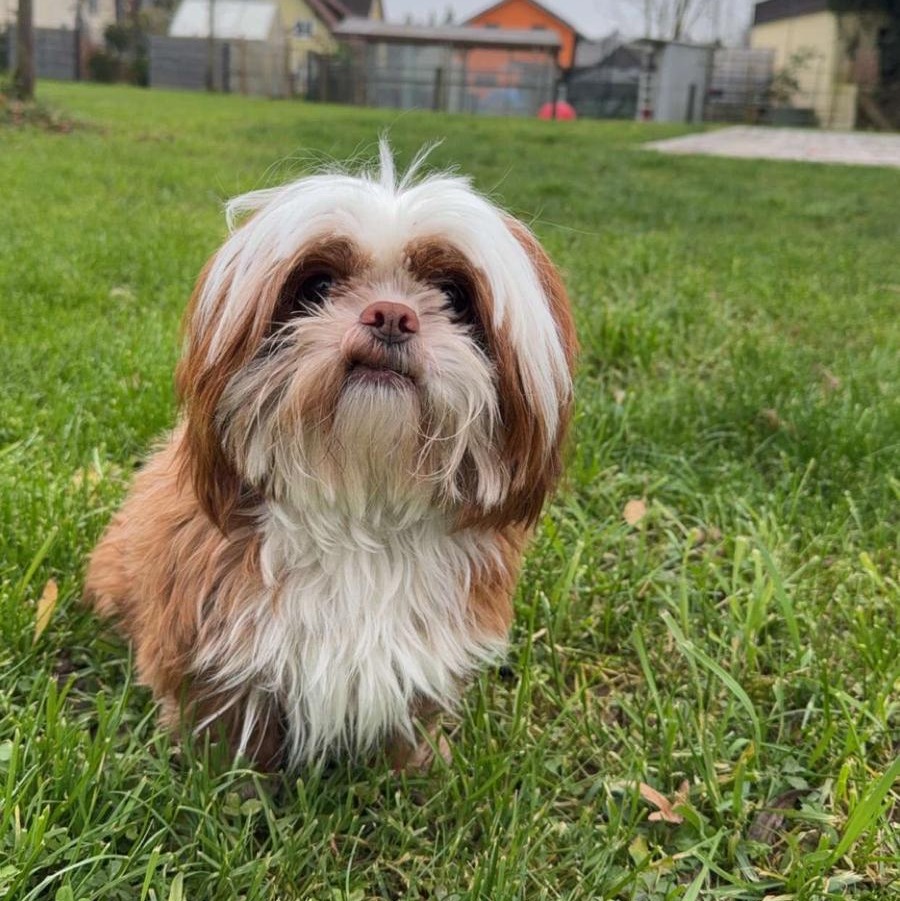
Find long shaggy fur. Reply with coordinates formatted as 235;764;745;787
85;145;577;770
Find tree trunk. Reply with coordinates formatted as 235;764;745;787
206;0;216;91
14;0;36;101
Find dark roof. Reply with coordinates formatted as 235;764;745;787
306;0;341;27
465;0;584;40
595;44;642;70
753;0;829;25
573;33;619;67
341;0;376;15
333;17;561;51
307;0;376;28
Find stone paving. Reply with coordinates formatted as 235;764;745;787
646;126;900;169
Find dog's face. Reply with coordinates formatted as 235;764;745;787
177;151;576;529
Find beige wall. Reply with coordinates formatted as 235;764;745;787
751;11;857;128
276;0;338;79
2;0;118;43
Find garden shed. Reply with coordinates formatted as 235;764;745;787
310;17;561;116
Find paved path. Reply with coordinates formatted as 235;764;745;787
646;126;900;169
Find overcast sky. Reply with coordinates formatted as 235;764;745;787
382;0;756;45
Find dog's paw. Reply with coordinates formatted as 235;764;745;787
389;724;451;773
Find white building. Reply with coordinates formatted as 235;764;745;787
2;0;119;44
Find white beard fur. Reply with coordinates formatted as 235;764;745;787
193;499;507;768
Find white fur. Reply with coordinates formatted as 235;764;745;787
199;142;570;460
194;505;507;766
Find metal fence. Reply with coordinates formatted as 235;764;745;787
308;49;557;116
6;26;81;81
704;47;775;123
148;35;290;97
566;69;639;119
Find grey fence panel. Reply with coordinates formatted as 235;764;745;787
7;27;79;80
149;36;228;92
149;36;287;96
226;40;289;97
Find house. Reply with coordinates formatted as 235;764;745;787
1;0;119;44
278;0;382;86
327;18;560;114
464;0;583;70
290;0;382;61
750;0;886;128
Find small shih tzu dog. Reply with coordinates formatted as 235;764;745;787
85;144;576;772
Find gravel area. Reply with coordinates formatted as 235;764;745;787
646;126;900;169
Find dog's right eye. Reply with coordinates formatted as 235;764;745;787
289;271;334;315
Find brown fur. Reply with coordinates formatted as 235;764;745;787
176;237;368;533
85;436;284;766
407;227;577;529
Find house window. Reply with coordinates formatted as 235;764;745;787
294;20;314;37
87;0;98;13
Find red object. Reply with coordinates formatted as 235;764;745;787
537;101;576;120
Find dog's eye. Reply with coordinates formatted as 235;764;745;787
439;279;474;323
278;270;335;321
291;271;334;313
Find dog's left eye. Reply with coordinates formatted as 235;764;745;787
439;279;474;323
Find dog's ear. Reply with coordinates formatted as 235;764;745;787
175;253;263;533
460;219;577;530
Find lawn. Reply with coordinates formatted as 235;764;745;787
0;83;898;901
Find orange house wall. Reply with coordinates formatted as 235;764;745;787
467;0;577;69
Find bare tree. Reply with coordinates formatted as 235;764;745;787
14;0;35;100
638;0;721;41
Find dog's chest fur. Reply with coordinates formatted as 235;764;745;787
196;505;505;765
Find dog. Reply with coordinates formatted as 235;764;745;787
85;145;576;772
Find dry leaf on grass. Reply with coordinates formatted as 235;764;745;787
623;499;647;526
34;579;59;643
639;780;688;824
109;285;135;302
747;788;807;844
71;467;101;489
817;366;842;393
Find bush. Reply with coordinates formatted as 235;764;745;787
87;21;149;86
87;49;121;83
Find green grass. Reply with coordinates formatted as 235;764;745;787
1;82;898;901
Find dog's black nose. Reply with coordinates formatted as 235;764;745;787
359;301;419;344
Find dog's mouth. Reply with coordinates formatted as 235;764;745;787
345;356;417;389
